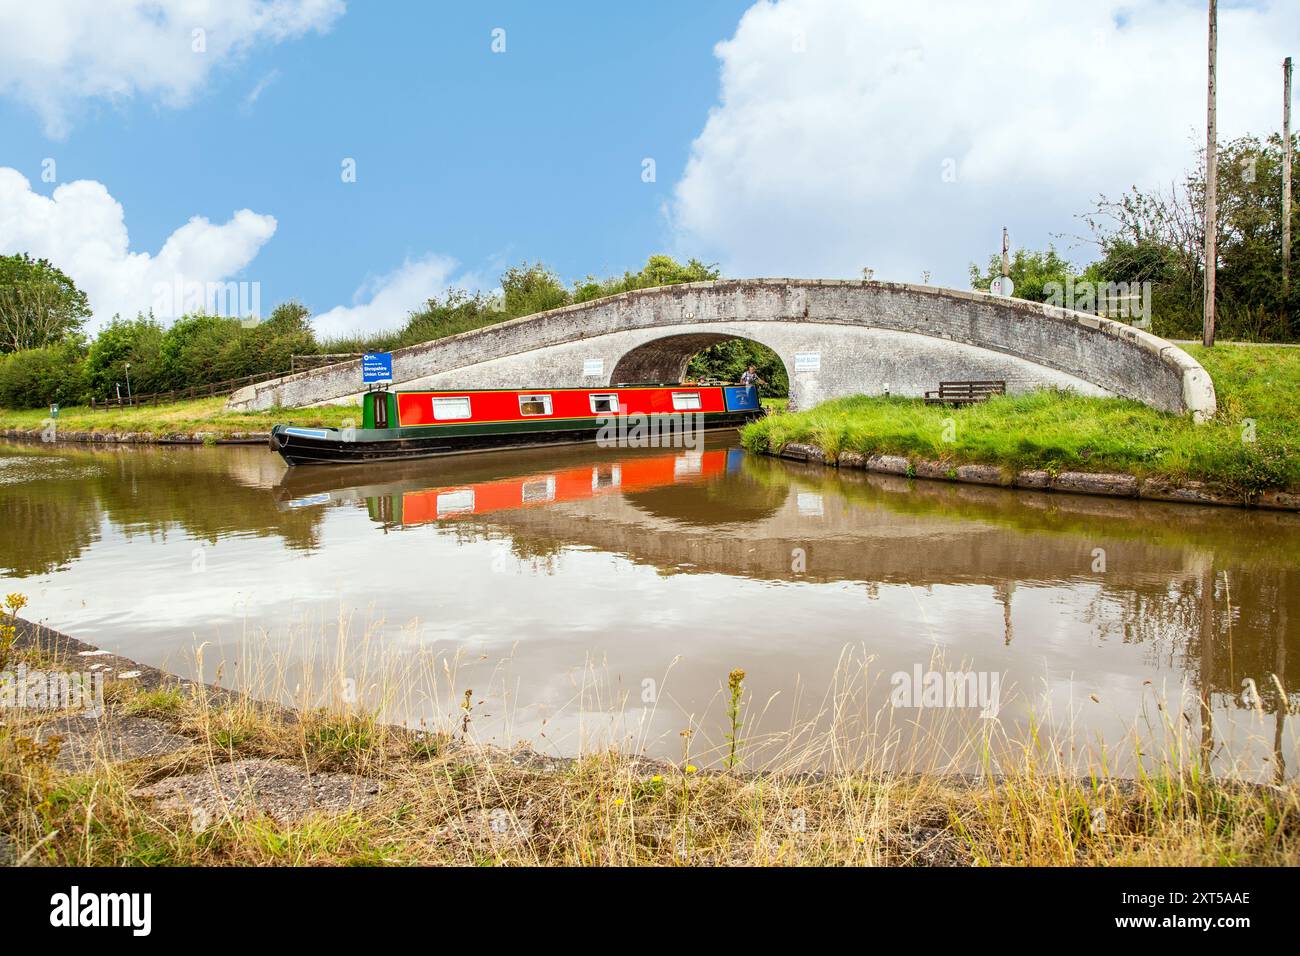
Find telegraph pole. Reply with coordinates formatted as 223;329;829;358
989;227;1014;298
1284;56;1293;298
1203;0;1218;347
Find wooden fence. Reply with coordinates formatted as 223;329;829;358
89;368;290;410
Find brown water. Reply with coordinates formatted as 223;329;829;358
2;436;1296;778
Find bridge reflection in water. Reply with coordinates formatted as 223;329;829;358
1;436;1295;778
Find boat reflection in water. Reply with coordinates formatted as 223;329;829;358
370;448;736;527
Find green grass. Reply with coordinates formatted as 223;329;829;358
0;395;359;438
741;344;1299;496
120;687;187;717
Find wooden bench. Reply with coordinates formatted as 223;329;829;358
923;380;1006;406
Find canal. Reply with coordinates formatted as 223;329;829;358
2;436;1296;779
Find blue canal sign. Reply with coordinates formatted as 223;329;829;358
362;352;393;384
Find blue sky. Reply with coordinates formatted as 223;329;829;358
0;2;750;322
1;1;1296;336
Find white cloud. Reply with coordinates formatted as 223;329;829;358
0;167;276;328
310;255;482;340
672;0;1300;286
0;166;475;338
0;0;345;137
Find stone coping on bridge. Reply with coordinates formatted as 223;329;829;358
226;279;1217;422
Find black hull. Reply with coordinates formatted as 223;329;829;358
271;414;758;466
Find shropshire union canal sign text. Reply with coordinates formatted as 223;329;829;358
362;352;393;384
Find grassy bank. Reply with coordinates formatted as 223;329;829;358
2;609;1296;867
743;345;1300;496
0;395;357;439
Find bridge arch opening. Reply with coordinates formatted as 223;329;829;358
610;332;789;397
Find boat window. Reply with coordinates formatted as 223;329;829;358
518;394;553;417
521;477;556;503
436;489;475;515
372;393;389;429
589;393;620;415
431;397;472;421
674;453;703;478
672;391;702;411
592;465;621;490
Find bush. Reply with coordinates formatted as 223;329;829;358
320;290;505;355
248;301;316;374
151;303;317;391
573;255;720;303
501;262;570;317
85;316;165;399
156;313;244;389
0;339;88;408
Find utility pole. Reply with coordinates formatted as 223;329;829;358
1001;226;1010;280
1203;0;1218;347
1284;56;1293;299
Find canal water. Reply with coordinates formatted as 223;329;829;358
2;436;1296;779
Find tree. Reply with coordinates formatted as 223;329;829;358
262;300;313;335
0;254;92;352
85;316;164;399
249;301;316;375
968;245;1077;302
1084;133;1299;340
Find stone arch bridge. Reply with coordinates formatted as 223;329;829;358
227;279;1216;420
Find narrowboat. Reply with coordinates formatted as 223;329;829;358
270;383;763;466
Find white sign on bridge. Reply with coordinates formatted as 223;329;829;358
582;358;604;377
794;351;821;373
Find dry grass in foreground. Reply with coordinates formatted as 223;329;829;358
1;612;1296;867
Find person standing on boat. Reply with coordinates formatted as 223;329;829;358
740;364;765;393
